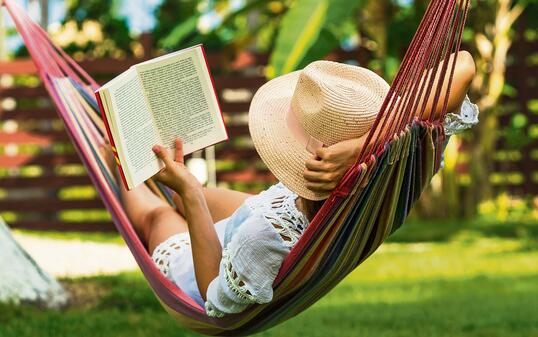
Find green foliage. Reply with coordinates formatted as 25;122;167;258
153;0;270;53
383;1;427;79
63;0;133;56
503;113;534;148
15;0;133;58
268;0;364;77
158;15;199;50
152;0;199;50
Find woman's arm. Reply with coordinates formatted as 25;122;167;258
152;139;221;300
304;51;476;193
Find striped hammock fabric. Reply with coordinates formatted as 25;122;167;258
3;0;469;335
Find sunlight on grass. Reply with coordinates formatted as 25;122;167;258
355;236;538;283
1;235;536;337
12;229;123;244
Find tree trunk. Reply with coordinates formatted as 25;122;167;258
0;217;68;308
462;0;524;218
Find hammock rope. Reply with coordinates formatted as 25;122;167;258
3;0;470;335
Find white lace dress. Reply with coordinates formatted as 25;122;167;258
151;183;308;317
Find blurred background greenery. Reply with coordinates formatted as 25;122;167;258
3;0;537;221
0;1;537;336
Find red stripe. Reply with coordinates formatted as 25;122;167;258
95;91;131;190
200;45;229;143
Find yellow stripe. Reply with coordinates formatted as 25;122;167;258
282;0;328;74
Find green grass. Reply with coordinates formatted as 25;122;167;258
1;235;537;337
12;229;124;244
389;219;538;243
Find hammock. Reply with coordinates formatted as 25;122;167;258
3;0;469;335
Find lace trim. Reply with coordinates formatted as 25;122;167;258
244;183;309;248
262;194;309;249
221;249;257;303
205;301;225;318
151;235;191;278
243;183;287;210
205;249;257;318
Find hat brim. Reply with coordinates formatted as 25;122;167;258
249;71;330;201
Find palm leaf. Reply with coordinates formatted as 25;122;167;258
269;0;364;78
268;0;329;78
159;15;199;50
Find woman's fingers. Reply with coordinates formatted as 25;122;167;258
305;158;326;172
174;138;184;164
305;181;336;192
152;145;174;167
303;169;327;183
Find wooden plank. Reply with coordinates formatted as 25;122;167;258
226;124;250;137
0;175;92;188
0;59;37;75
0;198;106;211
0;77;266;99
219;102;251;112
79;58;139;74
2;106;250;120
3;127;245;142
216;148;260;161
217;169;275;183
0;86;48;98
1;107;58;120
8;220;116;232
214;76;266;90
500;184;538;196
0;153;80;167
0;131;59;145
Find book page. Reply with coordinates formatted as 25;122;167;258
136;46;227;155
104;69;163;187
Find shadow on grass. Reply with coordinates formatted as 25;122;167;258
389;220;538;244
258;274;538;337
1;273;536;337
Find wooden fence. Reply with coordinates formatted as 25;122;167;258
0;46;368;232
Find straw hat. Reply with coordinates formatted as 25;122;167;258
249;60;390;200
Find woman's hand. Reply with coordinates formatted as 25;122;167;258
152;138;202;195
303;136;367;193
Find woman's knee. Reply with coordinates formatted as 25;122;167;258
141;206;182;238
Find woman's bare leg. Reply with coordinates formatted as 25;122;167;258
101;145;251;252
172;187;252;223
101;145;189;253
119;182;190;254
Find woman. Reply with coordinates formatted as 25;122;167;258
103;51;478;317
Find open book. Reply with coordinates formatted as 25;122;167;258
95;45;228;190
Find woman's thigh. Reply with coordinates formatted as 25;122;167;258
148;188;251;253
145;206;190;254
174;187;252;223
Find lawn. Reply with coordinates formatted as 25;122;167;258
2;227;537;337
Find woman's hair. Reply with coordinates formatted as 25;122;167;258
301;198;326;222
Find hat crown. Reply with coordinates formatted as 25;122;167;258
290;61;390;146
